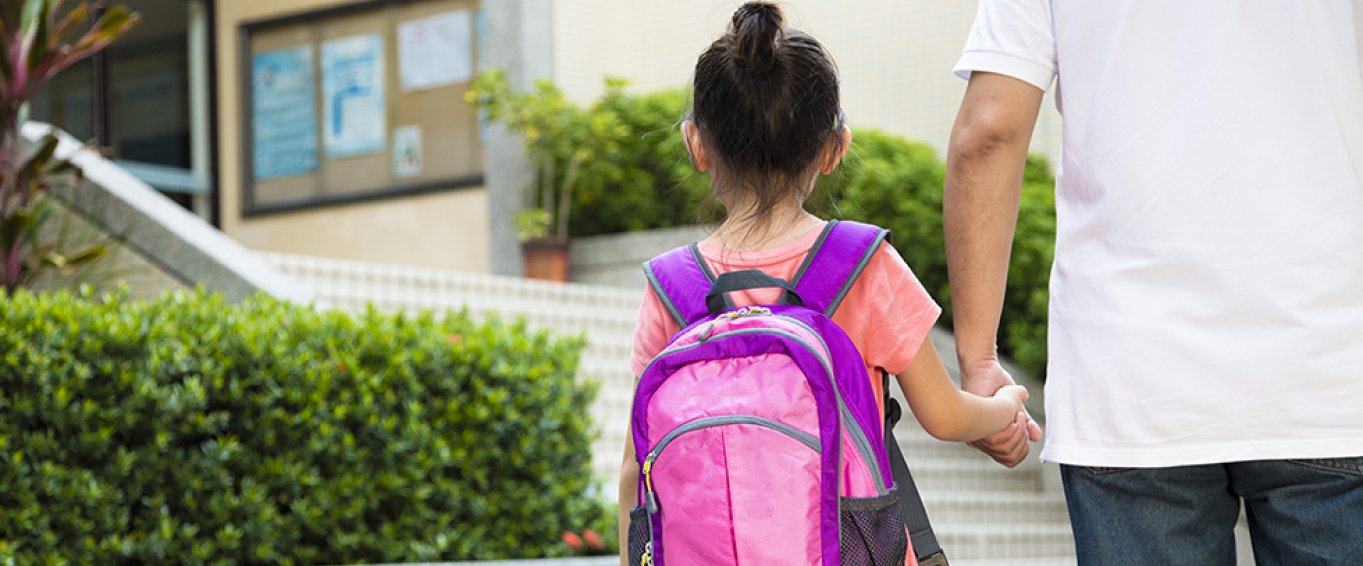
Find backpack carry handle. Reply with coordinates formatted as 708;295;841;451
705;270;804;315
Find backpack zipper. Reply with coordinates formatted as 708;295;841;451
642;322;889;495
769;314;890;496
642;414;822;514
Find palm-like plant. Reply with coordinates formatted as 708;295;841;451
0;0;139;292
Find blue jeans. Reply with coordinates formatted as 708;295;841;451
1061;458;1363;565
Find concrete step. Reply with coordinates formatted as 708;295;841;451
428;552;1081;565
936;523;1077;561
909;459;1045;493
896;437;1016;466
952;557;1077;566
923;491;1070;525
430;558;617;566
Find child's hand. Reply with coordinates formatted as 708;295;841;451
992;384;1029;413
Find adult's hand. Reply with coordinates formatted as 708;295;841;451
943;72;1046;468
961;359;1042;467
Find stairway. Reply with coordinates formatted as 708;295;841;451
894;425;1074;564
266;252;1078;564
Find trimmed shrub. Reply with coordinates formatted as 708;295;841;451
567;86;712;236
999;157;1058;377
467;73;711;239
0;288;605;564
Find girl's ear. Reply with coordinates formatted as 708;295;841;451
682;121;711;172
819;126;853;174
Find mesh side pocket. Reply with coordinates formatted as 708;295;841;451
627;506;651;566
840;490;908;566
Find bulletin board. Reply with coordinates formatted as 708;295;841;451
240;0;484;215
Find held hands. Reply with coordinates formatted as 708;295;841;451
993;384;1029;414
963;360;1043;468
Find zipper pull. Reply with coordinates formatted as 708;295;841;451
642;459;659;514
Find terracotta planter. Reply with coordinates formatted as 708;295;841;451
521;238;571;282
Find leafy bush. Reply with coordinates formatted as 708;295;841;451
468;73;710;239
999;157;1057;376
568;86;711;236
0;288;606;564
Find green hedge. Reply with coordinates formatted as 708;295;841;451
567;87;712;236
0;288;607;564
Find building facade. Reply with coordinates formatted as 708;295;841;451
32;0;1059;277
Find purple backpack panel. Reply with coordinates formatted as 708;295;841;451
629;221;909;566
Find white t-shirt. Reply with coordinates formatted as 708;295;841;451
955;0;1363;467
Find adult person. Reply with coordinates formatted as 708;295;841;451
943;1;1363;564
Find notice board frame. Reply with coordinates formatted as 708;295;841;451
238;0;484;217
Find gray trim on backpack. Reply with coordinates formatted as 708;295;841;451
839;487;900;511
825;228;890;317
689;243;734;310
642;260;688;328
788;220;839;288
774;314;888;495
643;322;889;497
644;414;822;465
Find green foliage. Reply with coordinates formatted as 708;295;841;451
567;87;711;236
2;0;140;292
0;288;607;564
1000;156;1058;376
468;71;709;238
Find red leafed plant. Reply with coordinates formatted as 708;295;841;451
0;0;139;293
561;528;606;556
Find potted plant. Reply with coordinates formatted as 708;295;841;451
1;0;140;292
513;144;582;282
467;69;623;282
516;208;568;282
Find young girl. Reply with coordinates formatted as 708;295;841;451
619;2;1028;563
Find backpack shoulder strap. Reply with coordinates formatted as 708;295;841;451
884;371;949;564
642;243;725;328
790;219;892;317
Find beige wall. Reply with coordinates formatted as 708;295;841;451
552;0;1062;162
216;0;491;272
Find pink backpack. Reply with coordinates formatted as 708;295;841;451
628;220;912;566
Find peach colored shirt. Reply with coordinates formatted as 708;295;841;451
630;221;942;407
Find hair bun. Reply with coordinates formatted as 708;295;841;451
728;2;784;74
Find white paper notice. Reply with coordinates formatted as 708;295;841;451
398;10;473;92
392;125;423;178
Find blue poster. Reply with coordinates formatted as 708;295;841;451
252;46;319;180
321;34;386;158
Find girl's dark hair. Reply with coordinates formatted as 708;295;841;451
690;2;843;219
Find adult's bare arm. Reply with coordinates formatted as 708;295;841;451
944;71;1046;467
